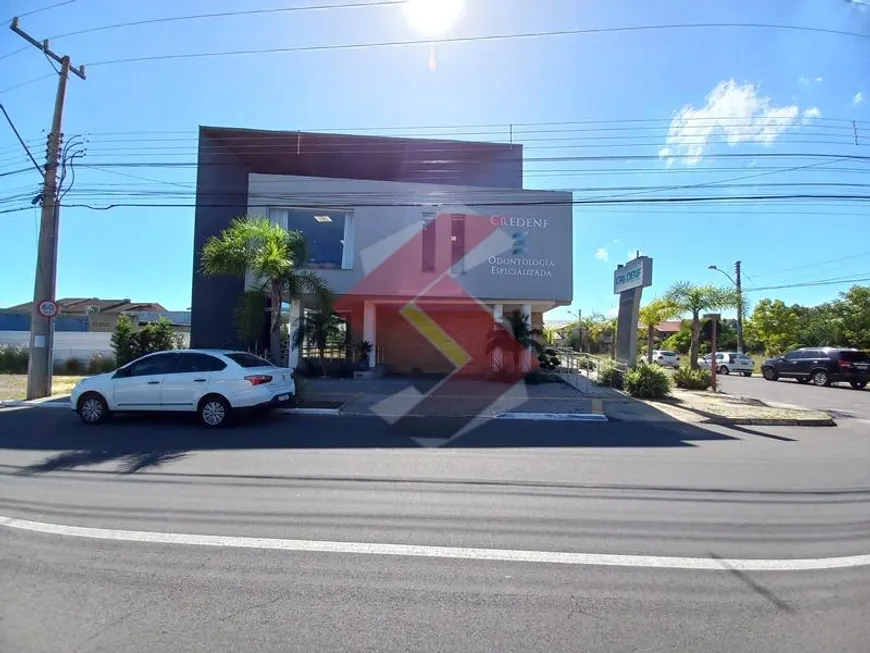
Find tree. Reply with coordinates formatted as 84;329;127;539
665;282;740;368
200;216;333;365
639;297;680;364
111;315;180;366
292;309;345;377
487;309;544;371
744;298;802;355
835;285;870;349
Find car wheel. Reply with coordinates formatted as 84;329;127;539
811;370;830;387
762;367;778;381
198;395;231;428
742;372;752;377
77;392;109;425
718;366;730;375
851;381;867;390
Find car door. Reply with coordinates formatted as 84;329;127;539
779;351;803;378
160;353;227;411
795;349;823;378
112;353;178;410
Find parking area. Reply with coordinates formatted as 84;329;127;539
717;374;870;422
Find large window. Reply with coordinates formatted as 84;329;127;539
270;208;354;270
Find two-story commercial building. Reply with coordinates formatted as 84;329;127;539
191;126;573;375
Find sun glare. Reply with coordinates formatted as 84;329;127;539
403;0;463;35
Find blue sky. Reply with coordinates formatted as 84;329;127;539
0;0;867;319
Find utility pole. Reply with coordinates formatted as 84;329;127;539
734;260;744;354
9;18;86;399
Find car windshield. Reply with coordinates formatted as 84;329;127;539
659;351;676;356
225;352;276;368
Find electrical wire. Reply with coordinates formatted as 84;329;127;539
0;0;403;62
82;22;870;68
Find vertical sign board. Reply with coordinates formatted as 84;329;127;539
613;256;653;366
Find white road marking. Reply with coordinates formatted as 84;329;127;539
2;515;867;571
494;412;608;421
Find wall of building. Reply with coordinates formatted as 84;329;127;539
0;313;88;332
190;131;251;349
248;174;573;305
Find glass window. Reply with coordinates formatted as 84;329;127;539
126;353;178;377
226;352;275;368
421;213;436;272
272;208;353;271
839;350;869;362
176;353;227;373
784;351;802;360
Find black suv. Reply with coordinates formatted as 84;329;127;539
761;348;869;389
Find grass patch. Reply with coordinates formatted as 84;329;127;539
0;374;84;401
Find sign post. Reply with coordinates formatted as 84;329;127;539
705;312;721;392
613;256;653;367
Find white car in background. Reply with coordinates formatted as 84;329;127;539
651;350;681;368
698;352;754;377
70;349;296;427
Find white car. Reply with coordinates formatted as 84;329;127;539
698;352;754;377
70;349;296;427
652;350;681;368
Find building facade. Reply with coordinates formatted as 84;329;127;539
191;127;573;375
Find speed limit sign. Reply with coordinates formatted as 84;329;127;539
37;300;58;318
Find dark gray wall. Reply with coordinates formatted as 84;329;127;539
190;132;249;349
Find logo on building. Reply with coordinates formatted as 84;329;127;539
511;231;528;256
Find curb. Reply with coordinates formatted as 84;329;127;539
649;399;836;427
494;412;608;422
278;407;341;416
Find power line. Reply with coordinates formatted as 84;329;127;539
0;1;403;62
82;22;870;68
742;276;870;293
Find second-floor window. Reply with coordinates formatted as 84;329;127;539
270;208;354;270
421;213;436;272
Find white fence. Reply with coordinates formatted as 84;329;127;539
0;331;191;363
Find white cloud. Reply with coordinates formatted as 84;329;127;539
594;248;609;262
611;238;620;244
606;307;619;318
853;91;864;105
798;76;810;86
802;107;822;124
660;80;811;166
815;77;823;83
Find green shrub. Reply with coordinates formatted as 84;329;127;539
537;349;561;371
673;366;712;390
624;363;672;398
88;353;116;375
0;344;29;373
597;363;623;389
60;358;83;375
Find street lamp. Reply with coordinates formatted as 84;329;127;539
707;262;744;353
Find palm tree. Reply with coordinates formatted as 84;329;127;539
292;309;345;377
665;282;740;369
639;297;681;364
487;309;544;371
200;216;333;365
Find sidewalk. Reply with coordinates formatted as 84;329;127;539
303;377;609;419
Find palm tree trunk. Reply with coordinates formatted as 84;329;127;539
647;325;654;364
690;312;700;369
269;282;282;366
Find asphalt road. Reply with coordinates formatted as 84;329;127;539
2;407;869;652
718;374;870;422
